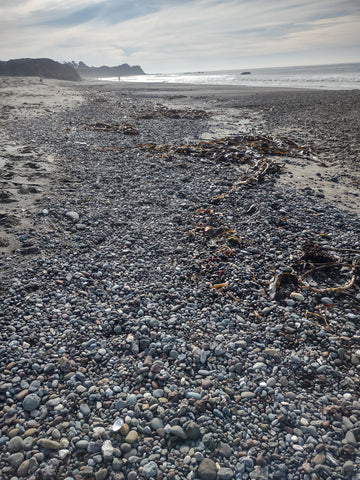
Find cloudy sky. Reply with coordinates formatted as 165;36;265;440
0;0;359;73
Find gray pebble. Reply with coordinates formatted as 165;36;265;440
217;467;234;480
23;393;40;411
142;461;158;478
342;460;355;473
169;425;187;440
7;436;25;453
7;452;24;468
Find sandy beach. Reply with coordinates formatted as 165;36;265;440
0;77;359;479
0;77;84;253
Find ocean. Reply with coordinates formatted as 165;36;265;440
102;63;360;90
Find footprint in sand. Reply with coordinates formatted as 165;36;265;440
0;190;18;203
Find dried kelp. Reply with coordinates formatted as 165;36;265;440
269;241;359;299
298;258;358;294
301;240;338;264
189;223;242;253
139;135;314;164
138;134;315;194
269;271;299;300
85;122;139;135
137;105;211;120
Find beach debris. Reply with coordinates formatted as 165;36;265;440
189;223;242;251
0;236;10;247
111;418;124;432
122;122;140;135
0;191;17;203
268;241;359;299
1;82;360;480
0;212;19;228
305;308;332;331
211;283;228;289
85;122;139;135
137;105;211;120
298;260;358;294
296;240;359;293
137;134;315;197
269;270;298;300
301;240;338;264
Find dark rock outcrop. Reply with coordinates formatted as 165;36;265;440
67;61;145;78
0;58;81;81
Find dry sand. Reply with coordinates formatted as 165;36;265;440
0;77;359;254
0;77;83;252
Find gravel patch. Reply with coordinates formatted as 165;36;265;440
1;80;359;480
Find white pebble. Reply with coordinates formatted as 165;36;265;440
292;444;304;451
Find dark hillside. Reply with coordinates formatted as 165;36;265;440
67;60;145;78
0;58;81;81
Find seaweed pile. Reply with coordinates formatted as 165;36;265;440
137;105;210;120
85;122;139;135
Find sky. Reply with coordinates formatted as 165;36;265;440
0;0;359;73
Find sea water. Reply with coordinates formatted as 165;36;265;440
102;63;360;90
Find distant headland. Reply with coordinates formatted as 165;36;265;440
0;58;145;81
66;61;145;79
0;58;81;81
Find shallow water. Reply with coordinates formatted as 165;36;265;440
101;62;360;90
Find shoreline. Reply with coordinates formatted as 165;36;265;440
0;77;359;479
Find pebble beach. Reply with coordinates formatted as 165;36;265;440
0;77;360;480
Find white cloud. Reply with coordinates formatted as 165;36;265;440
0;0;359;71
